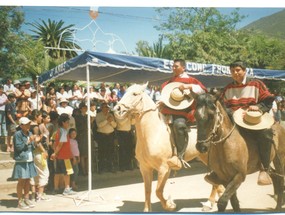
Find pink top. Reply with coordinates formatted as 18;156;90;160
70;138;80;157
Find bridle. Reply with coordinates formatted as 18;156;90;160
196;104;236;146
117;91;158;118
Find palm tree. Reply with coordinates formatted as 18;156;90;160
136;36;172;59
29;19;81;59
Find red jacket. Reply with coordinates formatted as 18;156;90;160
161;74;207;122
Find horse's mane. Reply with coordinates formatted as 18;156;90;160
195;93;217;112
126;83;144;94
127;83;167;124
196;93;234;125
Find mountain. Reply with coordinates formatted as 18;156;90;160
242;9;285;39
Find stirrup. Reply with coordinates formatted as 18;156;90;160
181;159;191;168
257;170;272;186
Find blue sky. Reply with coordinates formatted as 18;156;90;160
21;7;284;55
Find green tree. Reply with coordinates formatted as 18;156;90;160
0;6;25;78
18;35;49;77
136;41;153;57
156;8;243;34
144;7;285;71
28;19;81;59
136;36;172;59
0;7;74;80
153;8;246;63
237;30;285;69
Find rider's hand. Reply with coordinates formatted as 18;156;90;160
179;84;185;91
156;100;165;108
248;105;260;111
179;84;192;92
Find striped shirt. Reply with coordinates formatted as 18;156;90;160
221;78;274;112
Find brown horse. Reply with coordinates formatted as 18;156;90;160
195;93;285;212
114;83;224;212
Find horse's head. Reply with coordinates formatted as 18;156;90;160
114;82;153;119
194;93;220;153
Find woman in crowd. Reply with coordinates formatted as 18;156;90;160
74;102;91;176
46;87;57;102
43;98;57;114
68;84;83;109
96;103;117;173
56;86;69;106
15;83;31;117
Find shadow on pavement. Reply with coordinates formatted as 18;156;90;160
0;199;17;209
117;197;209;212
76;160;208;191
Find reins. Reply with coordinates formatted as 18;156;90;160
197;105;236;146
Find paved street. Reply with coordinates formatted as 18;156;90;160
0;160;283;213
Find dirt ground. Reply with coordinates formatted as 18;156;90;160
0;160;284;213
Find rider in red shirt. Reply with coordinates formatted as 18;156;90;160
160;59;207;170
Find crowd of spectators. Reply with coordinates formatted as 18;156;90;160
271;90;285;128
0;77;159;209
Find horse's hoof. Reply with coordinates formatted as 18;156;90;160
201;200;214;211
165;198;176;211
143;208;151;212
202;205;212;212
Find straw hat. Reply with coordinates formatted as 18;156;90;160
233;108;274;130
160;82;193;110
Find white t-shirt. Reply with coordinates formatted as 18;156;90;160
4;84;15;95
28;96;42;111
56;105;74;116
59;127;68;142
0;93;8;111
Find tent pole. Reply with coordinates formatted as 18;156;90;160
87;64;92;193
36;75;39;110
74;63;103;207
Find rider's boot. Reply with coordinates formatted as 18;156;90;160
167;118;188;170
257;129;273;185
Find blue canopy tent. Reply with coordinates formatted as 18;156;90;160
38;51;285;201
39;51;285;87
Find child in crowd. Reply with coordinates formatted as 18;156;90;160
12;117;40;209
5;93;17;152
69;128;80;191
50;113;75;195
29;110;50;202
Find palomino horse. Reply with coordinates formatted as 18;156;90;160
113;83;224;212
195;93;285;212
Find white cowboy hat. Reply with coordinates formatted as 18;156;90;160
59;98;69;104
13;80;21;85
19;117;31;125
160;82;194;110
233;108;274;130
